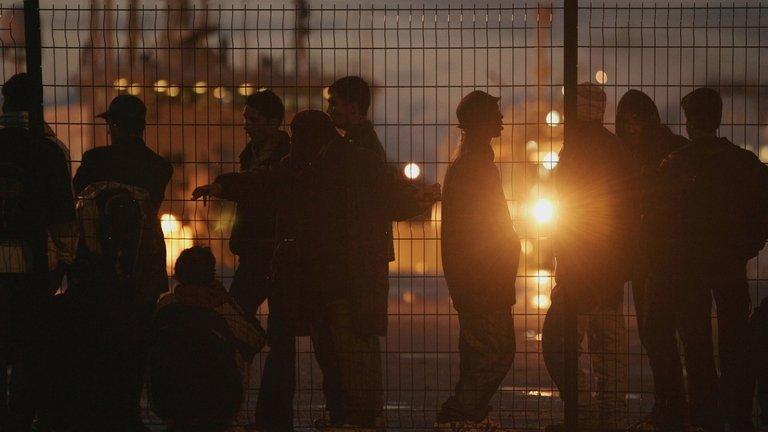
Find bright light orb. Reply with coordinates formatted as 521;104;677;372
546;110;561;126
402;291;413;303
127;83;141;96
193;81;208;94
531;294;552;309
542;151;559;170
153;79;168;93
113;78;128;90
238;83;255;96
213;87;229;100
532;198;555;223
404;163;421;180
595;70;608;84
160;213;181;235
167;86;181;97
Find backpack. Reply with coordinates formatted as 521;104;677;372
76;182;153;277
684;142;768;260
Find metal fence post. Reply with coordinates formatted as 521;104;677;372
23;0;43;138
22;0;46;273
563;0;579;430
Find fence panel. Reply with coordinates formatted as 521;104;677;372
0;1;762;430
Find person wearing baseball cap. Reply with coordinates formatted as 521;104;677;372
437;90;519;430
72;93;172;431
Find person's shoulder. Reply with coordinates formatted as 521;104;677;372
141;146;173;173
82;145;109;160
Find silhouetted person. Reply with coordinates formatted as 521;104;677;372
157;246;266;425
324;76;440;429
0;73;77;291
647;88;768;432
616;90;691;430
0;73;76;432
72;94;172;431
542;82;637;431
436;91;519;430
219;89;291;431
151;299;244;432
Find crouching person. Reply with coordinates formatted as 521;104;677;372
156;246;266;427
436;91;520;431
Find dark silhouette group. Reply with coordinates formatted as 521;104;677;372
0;69;767;432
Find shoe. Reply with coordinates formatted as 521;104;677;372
313;418;379;432
434;417;498;432
627;416;657;431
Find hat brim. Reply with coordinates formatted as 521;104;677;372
96;111;111;119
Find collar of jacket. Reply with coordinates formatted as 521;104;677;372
112;135;146;147
459;138;495;162
690;134;730;148
344;120;375;145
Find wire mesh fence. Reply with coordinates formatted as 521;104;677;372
0;1;766;430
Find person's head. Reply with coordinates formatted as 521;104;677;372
616;89;662;149
681;87;722;139
576;82;607;123
174;246;216;285
2;73;34;113
456;90;503;143
243;88;284;141
290;110;340;163
97;94;147;140
326;76;370;130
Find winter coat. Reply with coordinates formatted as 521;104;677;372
441;144;520;313
73;137;173;301
644;136;768;279
553;121;640;306
344;121;426;335
228;131;289;256
215;137;352;336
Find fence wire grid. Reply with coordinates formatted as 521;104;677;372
0;1;766;430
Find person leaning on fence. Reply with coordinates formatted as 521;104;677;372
435;90;520;431
71;94;173;432
156;245;266;427
542;82;638;431
220;88;293;432
644;88;768;432
323;76;441;430
0;73;77;432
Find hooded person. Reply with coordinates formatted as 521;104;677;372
643;88;768;432
435;90;520;430
615;90;697;432
542;82;638;431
